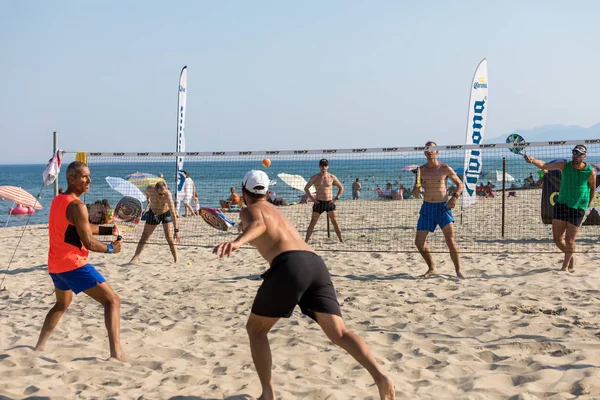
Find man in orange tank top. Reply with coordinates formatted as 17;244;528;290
34;161;126;361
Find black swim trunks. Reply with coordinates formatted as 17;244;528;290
251;251;342;321
312;200;336;214
145;209;173;225
553;201;585;226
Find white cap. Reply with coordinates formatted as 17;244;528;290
242;170;269;195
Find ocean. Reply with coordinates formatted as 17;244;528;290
0;157;540;228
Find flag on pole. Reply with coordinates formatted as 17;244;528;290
177;66;187;188
43;150;63;186
461;58;488;208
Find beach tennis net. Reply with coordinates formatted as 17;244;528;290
82;139;600;253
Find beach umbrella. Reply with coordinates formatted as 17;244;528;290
105;177;146;203
401;165;419;172
481;170;515;183
277;173;316;196
0;186;43;210
125;172;164;189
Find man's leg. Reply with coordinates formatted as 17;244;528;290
162;222;179;263
35;288;73;351
305;213;321;242
246;313;280;400
562;222;580;272
551;218;569;271
84;282;125;361
415;230;436;277
327;211;344;243
315;312;395;400
441;223;464;279
129;223;158;264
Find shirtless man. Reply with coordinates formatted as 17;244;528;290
129;181;180;264
213;170;395;400
304;159;344;243
35;161;125;360
412;141;465;278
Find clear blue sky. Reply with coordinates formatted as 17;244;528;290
1;0;599;164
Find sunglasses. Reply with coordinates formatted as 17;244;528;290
572;150;585;156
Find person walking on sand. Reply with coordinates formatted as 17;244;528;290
524;144;596;272
213;170;395;400
304;159;344;243
412;141;465;278
35;161;125;361
352;178;362;200
129;181;180;264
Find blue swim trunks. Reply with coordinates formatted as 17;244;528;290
50;264;106;294
416;201;454;232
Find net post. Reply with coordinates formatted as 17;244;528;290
53;131;58;198
327;213;331;238
502;157;506;238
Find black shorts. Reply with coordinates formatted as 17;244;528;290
553;202;585;226
145;209;173;225
312;200;336;214
251;251;342;321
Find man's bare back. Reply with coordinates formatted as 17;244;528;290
240;201;313;263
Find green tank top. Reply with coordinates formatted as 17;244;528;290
557;161;592;210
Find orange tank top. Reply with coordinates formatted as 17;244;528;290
48;194;89;273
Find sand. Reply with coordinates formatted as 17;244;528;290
1;199;600;399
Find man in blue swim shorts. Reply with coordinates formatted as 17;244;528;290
35;161;125;361
412;141;465;278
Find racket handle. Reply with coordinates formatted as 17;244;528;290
117;235;122;241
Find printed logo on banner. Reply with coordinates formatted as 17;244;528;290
266;151;280;155
352;148;367;153
239;151;252;155
473;77;488;89
113;153;125;156
294;150;308;154
212;152;225;156
383;148;399;152
323;149;337;153
137;153;149;156
179;85;186;92
446;145;463;150
161;152;174;156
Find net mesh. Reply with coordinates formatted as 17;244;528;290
82;139;600;253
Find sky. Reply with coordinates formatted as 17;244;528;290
1;0;599;164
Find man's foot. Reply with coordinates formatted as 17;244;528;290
111;352;127;362
420;268;438;278
128;257;139;265
257;386;276;400
34;344;45;352
568;257;575;273
376;375;396;400
455;270;465;279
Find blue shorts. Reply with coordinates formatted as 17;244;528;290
50;264;106;294
417;201;454;232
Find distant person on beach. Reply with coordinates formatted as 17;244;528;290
304;159;344;243
34;161;125;361
412;141;465;279
180;171;195;217
524;144;596;272
129;181;180;264
58;188;64;194
352;178;361;200
213;170;395;400
220;186;242;209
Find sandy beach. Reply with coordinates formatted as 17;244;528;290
2;199;600;399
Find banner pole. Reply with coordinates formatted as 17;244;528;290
53;131;58;198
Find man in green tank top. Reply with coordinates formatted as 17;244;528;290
525;145;596;272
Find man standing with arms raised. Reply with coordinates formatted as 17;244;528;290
214;170;395;400
130;181;180;264
412;141;465;278
35;161;125;361
304;159;344;243
525;144;596;272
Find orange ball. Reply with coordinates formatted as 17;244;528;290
262;158;271;168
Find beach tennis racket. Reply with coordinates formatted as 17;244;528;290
112;196;143;239
200;207;236;231
506;133;528;157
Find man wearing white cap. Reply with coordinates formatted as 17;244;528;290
213;170;395;400
525;144;596;272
